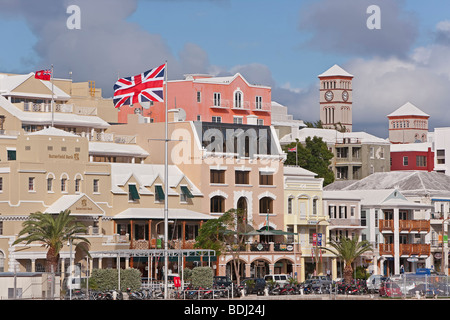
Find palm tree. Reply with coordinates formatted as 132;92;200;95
13;210;90;273
321;236;373;285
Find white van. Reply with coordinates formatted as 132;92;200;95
367;275;388;293
264;274;291;285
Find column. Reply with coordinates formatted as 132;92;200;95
299;257;305;283
332;257;337;280
393;208;400;274
31;259;36;273
372;255;378;275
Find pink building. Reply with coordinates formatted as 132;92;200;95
118;73;272;125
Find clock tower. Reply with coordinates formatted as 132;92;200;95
318;64;353;132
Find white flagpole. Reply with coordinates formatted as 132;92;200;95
51;65;55;127
164;61;169;299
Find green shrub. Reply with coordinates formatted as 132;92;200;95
191;267;214;288
89;268;142;291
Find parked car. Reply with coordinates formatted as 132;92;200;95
367;275;388;293
264;274;292;285
309;275;332;287
213;276;232;287
242;278;266;295
379;281;402;297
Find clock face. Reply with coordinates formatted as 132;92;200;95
325;90;333;101
342;90;349;102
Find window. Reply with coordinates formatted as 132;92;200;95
259;197;273;214
213;92;221;106
233;117;243;124
61;178;67;192
75;178;81;192
259;172;273;185
339;206;347;219
210;196;225;213
212;116;222;123
336;147;348;158
328;205;336;219
93;179;99;193
234;91;242;108
403;156;409;166
7;150;16;161
351;206;355;217
155;185;164;202
336;166;348;179
47;146;53;151
257;119;264;126
197;91;201;103
287;197;293;214
28;177;35;191
416;155;427;167
0;177;3;192
255;96;262;109
312;198;318;215
128;184;140;201
180;186;194;202
361;211;367;226
235;170;249;185
370;147;374;159
380;148;385;159
210;170;225;184
47;177;53;192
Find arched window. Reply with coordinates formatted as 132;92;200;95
259;197;273;214
234;91;242;108
210;196;225;213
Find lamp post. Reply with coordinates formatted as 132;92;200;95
314;220;325;275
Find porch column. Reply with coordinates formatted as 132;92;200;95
245;263;251;278
332;257;338;280
182;221;186;248
130;220;134;249
393;208;400;275
125;257;130;269
148;219;152;249
98;257;103;269
373;255;378;275
31;259;36;272
299;257;305;283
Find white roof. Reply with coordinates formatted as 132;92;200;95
44;194;105;215
282;128;389;145
176;73;271;89
318;64;353;78
109;163;202;196
387;102;430;118
390;142;432;152
0;72;71;100
0;95;110;129
89;142;149;157
284;166;317;177
113;208;213;220
28;127;79;137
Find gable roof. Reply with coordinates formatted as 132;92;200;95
387;102;430;118
325;171;450;198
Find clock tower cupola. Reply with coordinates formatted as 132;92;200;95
318;64;353;132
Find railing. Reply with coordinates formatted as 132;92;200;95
251;102;271;112
22;102;74;113
379;219;430;233
379;243;430;256
248;242;298;252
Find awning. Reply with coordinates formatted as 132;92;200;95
181;186;194;198
155;185;165;200
129;184;140;200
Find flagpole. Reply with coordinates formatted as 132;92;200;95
51;65;55;127
163;60;169;300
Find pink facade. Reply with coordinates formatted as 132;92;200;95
118;73;272;125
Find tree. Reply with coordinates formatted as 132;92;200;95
283;136;335;186
13;210;90;273
321;236;373;285
195;208;249;285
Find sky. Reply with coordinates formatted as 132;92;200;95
1;0;450;138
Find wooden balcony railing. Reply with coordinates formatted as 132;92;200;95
379;243;430;256
379;219;430;233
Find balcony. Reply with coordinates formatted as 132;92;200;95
379;243;430;256
248;242;299;252
379;219;430;233
251;102;271;113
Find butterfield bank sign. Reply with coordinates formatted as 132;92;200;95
48;152;80;161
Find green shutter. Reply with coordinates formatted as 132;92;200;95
7;150;16;161
181;186;194;198
129;184;140;200
155;185;165;201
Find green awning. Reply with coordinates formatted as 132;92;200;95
129;184;140;200
181;186;194;198
155;185;165;200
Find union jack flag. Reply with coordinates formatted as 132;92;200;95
113;64;165;108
